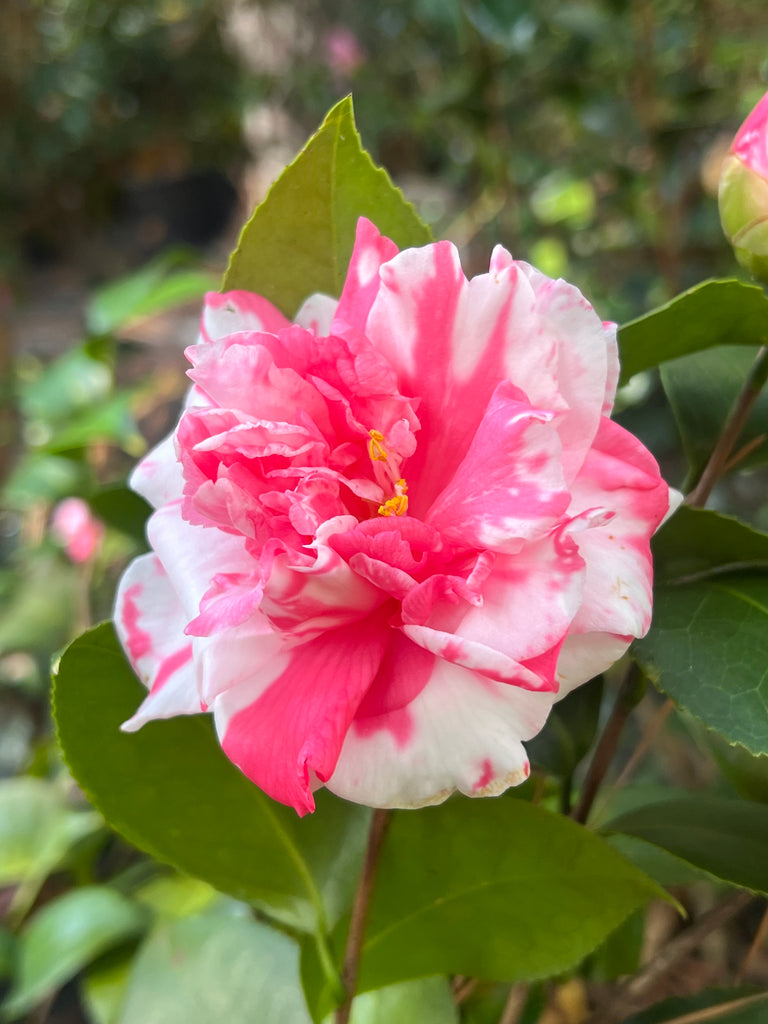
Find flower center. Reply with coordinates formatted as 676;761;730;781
368;429;409;517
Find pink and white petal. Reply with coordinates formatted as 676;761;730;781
200;291;290;344
426;381;569;551
554;631;633;698
328;655;554;808
333;218;400;330
602;321;620;415
146;503;255;621
294;292;338;335
213;614;390;815
114;554;200;730
568;417;670;638
426;528;585;670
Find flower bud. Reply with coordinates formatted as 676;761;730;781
718;90;768;283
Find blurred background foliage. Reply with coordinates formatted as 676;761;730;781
1;1;768;1022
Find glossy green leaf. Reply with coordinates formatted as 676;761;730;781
632;572;768;755
625;988;768;1024
661;346;768;477
223;96;431;315
617;278;768;385
87;250;216;335
1;887;146;1021
116;908;312;1024
0;777;101;887
304;798;665;1016
54;623;370;935
605;796;768;894
706;731;768;804
652;507;768;584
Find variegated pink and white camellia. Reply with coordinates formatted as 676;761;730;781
115;218;671;815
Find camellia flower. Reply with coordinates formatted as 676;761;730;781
115;219;671;815
52;498;104;564
719;89;768;283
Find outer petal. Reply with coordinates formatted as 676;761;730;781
333;218;400;329
328;651;552;808
214;613;390;815
200;290;290;343
114;554;199;730
567;417;670;639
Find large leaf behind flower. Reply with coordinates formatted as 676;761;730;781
53;624;370;940
222;96;431;314
632;508;768;756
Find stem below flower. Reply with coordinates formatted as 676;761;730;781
335;808;391;1024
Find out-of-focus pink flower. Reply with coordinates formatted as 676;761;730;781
323;26;365;78
719;90;768;282
52;498;104;564
115;218;672;815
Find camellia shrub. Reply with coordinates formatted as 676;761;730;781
39;95;768;1024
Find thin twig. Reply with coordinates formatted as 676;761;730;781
648;991;768;1024
335;808;391;1024
685;345;768;507
498;983;529;1024
588;891;753;1024
571;663;645;825
736;900;768;983
613;698;675;791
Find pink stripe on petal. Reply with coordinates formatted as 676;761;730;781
216;614;389;814
333;218;400;330
121;583;152;662
150;644;193;694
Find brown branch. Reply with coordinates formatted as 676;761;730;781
588;891;754;1024
686;345;768;507
335;808;391;1024
736;900;768;983
571;663;645;825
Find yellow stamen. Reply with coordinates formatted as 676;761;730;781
378;479;409;517
368;429;388;462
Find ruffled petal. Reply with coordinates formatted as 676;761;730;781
114;554;200;730
567;417;670;639
328;651;552;808
214;613;390;815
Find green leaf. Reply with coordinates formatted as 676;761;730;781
706;731;768;804
53;623;370;935
41;392;141;454
88;486;151;545
0;777;101;887
19;343;112;426
631;572;768;755
87;250;216;335
223;96;431;315
652;507;768;584
661;346;768;477
1;887;146;1021
321;978;458;1024
625;988;768;1024
604;796;768;894
305;798;665;1016
617;278;768;385
526;674;603;779
115;908;312;1024
0;554;79;655
0;929;15;983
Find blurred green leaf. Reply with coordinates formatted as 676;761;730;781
223;96;432;315
661;346;768;477
54;624;370;936
88;486;151;545
0;778;101;887
652;507;768;583
41;392;141;454
617;279;768;385
81;953;133;1024
586;910;643;983
304;799;667;1018
632;572;768;756
321;977;458;1024
133;875;218;920
87;251;216;335
0;554;79;656
530;173;595;228
526;674;603;779
2;453;89;509
1;887;146;1021
19;344;112;426
115;907;311;1024
0;929;15;983
605;796;768;894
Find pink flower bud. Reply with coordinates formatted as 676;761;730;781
718;90;768;282
51;498;104;563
